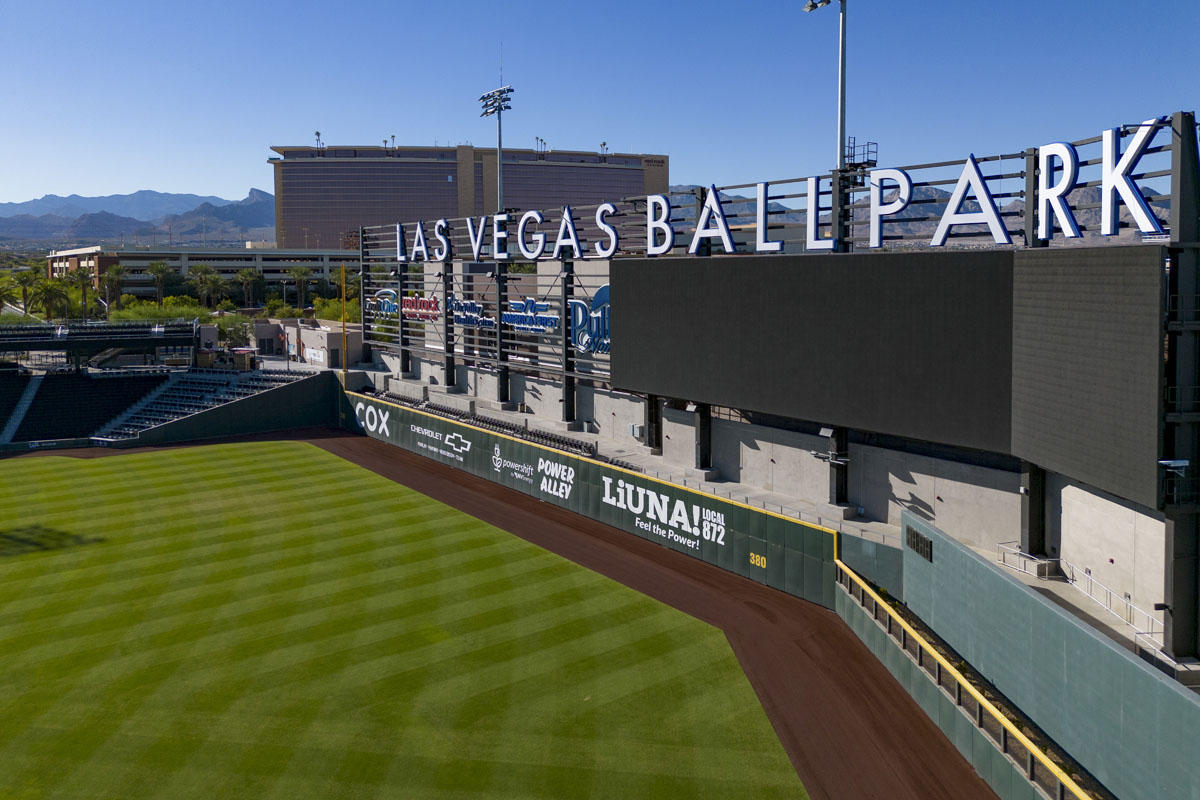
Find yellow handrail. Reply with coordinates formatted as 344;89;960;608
835;558;1091;800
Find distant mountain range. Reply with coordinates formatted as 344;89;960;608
0;189;275;247
0;190;236;221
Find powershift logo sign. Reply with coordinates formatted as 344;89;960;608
600;476;726;550
492;444;535;485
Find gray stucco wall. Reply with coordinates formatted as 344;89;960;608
710;418;830;502
661;407;696;468
1046;472;1167;622
850;443;1020;550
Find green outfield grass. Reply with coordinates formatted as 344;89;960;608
0;441;805;799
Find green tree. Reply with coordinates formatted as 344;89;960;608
187;264;217;307
100;265;126;311
12;269;39;317
146;261;172;307
0;275;18;314
235;268;258;308
69;268;95;319
196;274;227;309
288;266;314;310
31;277;68;321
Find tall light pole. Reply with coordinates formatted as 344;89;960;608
479;85;514;213
803;0;846;170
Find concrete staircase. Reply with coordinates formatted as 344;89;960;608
0;376;43;443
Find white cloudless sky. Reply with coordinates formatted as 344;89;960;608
1;0;1198;202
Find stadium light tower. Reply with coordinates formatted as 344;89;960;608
479;85;514;213
803;0;846;170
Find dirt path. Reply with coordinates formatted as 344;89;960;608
13;429;995;799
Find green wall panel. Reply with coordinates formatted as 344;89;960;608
901;511;1200;800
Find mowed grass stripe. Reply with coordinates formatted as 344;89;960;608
0;441;805;799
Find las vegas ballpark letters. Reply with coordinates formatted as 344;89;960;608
349;392;835;608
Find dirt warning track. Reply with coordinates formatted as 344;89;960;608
312;433;995;800
15;429;995;799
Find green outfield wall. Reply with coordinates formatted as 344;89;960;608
902;512;1200;800
342;391;838;609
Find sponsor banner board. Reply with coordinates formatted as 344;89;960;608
346;391;836;608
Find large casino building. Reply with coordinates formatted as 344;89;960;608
269;144;668;249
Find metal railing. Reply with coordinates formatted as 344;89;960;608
836;559;1094;800
996;541;1059;578
995;544;1166;649
1058;558;1164;647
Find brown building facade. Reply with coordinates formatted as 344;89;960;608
270;144;668;250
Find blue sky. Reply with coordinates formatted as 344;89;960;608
1;0;1198;203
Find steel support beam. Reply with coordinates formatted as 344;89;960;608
1165;111;1200;658
560;260;575;422
1020;461;1046;556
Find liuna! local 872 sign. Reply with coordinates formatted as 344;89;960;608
381;118;1170;260
347;391;838;609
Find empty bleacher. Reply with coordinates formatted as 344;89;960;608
11;372;168;442
101;368;309;441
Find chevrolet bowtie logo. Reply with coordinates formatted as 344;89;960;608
444;433;472;454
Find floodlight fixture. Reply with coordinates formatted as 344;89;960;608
802;0;847;170
478;85;515;215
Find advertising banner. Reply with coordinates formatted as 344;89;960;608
346;391;836;609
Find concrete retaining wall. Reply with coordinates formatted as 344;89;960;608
850;443;1020;550
1047;473;1167;622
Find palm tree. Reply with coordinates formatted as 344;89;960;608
288;267;314;310
100;265;126;311
0;275;18;314
235;268;258;308
197;274;227;309
12;269;38;317
31;277;68;321
69;268;95;319
146;261;172;307
187;264;216;306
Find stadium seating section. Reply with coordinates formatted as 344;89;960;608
105;369;308;440
12;373;168;442
0;373;31;431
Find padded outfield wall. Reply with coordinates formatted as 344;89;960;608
342;390;838;609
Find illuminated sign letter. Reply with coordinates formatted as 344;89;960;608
411;221;429;261
1038;142;1081;240
755;182;782;253
594;203;619;258
517;210;546;260
492;213;510;261
552;206;583;260
931;154;1011;247
806;177;835;252
689;185;736;255
433;219;450;261
395;223;407;263
465;216;489;261
646;194;674;256
869;168;912;248
1101;119;1164;236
